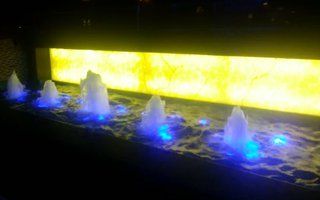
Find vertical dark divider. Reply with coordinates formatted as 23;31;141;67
24;29;38;90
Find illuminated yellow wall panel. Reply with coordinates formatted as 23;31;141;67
50;48;320;116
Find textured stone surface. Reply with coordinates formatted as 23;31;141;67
0;39;28;83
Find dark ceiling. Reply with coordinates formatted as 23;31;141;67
1;0;320;32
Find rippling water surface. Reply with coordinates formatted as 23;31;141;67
6;84;320;190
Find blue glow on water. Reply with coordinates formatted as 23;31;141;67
36;102;49;108
244;141;260;160
168;114;182;120
98;114;105;121
16;94;27;102
82;116;91;122
159;131;172;141
157;124;172;141
198;118;210;126
78;113;111;123
272;134;287;146
60;93;71;101
223;140;260;160
114;105;128;115
167;114;184;124
4;91;28;102
34;99;64;109
76;98;83;104
226;152;234;156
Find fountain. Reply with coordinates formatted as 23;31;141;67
224;106;259;158
80;70;110;115
4;78;320;189
224;106;250;150
36;80;60;107
7;71;26;100
141;95;167;133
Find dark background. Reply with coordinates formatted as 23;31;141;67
1;0;320;59
1;0;320;32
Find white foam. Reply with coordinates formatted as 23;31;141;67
80;70;110;115
7;71;25;100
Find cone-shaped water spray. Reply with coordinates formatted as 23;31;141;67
7;71;25;100
80;70;110;115
224;106;251;151
141;95;166;131
36;80;59;107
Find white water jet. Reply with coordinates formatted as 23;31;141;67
224;106;251;151
7;71;25;100
80;70;110;115
37;80;59;106
141;95;166;131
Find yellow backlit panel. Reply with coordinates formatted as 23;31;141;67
50;48;320;116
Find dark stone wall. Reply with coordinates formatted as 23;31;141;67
0;39;28;83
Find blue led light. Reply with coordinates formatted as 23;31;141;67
98;115;105;121
244;141;260;160
157;125;172;141
115;105;128;115
158;124;169;132
272;135;287;146
198;118;210;126
245;151;260;160
78;112;111;123
159;132;173;141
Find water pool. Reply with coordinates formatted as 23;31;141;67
4;83;320;191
